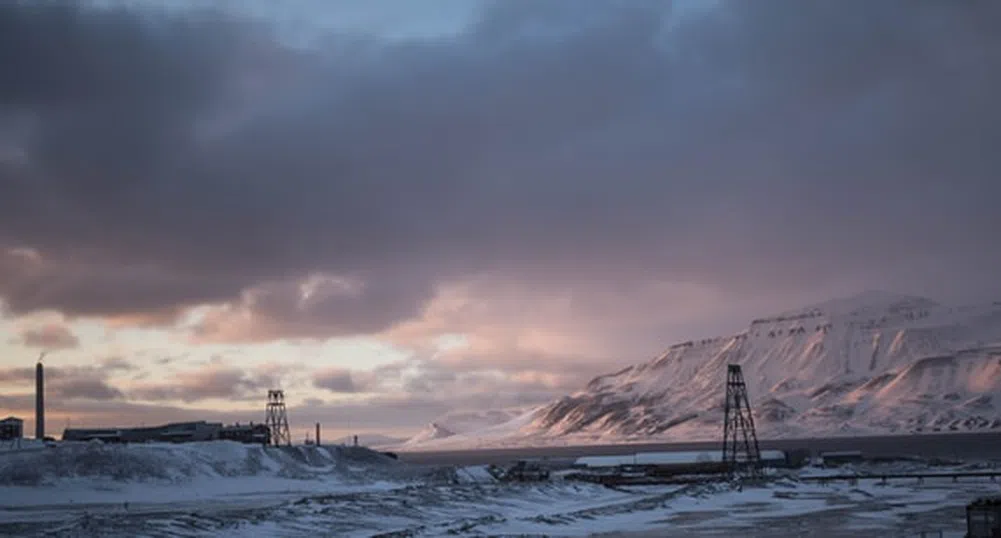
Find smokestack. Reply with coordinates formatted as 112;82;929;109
315;423;320;446
35;360;44;440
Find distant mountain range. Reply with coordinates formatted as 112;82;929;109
394;291;1001;450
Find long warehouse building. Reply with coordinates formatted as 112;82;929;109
63;421;270;444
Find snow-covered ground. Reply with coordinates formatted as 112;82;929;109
0;440;411;532
0;440;995;536
4;466;992;536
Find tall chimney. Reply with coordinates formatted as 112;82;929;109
315;423;321;446
35;360;44;440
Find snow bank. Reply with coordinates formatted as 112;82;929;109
0;441;406;512
0;440;397;488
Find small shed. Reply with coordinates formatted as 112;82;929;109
967;497;1001;537
0;416;24;440
819;450;864;466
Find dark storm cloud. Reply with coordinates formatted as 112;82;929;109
1;0;999;335
312;368;362;393
0;247;240;320
322;356;579;405
99;356;137;372
53;378;124;400
130;366;272;402
0;361;129;400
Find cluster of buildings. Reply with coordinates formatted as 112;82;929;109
2;415;272;446
0;358;272;446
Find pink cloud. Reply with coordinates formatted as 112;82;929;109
17;323;79;350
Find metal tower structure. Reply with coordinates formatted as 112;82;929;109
264;390;291;447
721;364;761;478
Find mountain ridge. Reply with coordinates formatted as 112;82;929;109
396;291;1001;450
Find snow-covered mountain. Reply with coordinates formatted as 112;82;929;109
431;407;536;434
389;407;538;450
527;291;1001;442
400;291;1001;450
399;422;456;448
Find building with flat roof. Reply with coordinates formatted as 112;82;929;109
62;421;270;445
218;423;270;445
0;417;24;440
63;421;223;443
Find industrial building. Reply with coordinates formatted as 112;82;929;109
967;497;1001;537
62;421;270;445
218;423;270;445
0;416;24;440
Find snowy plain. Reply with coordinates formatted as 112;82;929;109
1;440;997;537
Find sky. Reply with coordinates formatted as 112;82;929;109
1;0;999;440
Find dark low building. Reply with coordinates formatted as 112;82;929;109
218;423;270;445
62;427;123;443
0;416;24;440
62;421;270;445
967;497;1001;537
64;421;222;443
819;450;864;466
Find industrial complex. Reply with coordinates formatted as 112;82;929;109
2;356;290;447
3;355;1000;536
61;421;270;444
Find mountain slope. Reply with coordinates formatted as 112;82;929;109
400;422;456;448
388;291;1001;450
331;434;406;448
522;291;1001;442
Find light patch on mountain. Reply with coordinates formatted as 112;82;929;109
399;422;456;448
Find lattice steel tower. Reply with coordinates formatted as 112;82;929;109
264;390;291;447
721;364;761;477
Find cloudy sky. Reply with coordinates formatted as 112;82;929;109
1;0;999;440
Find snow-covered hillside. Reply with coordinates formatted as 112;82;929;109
0;440;403;506
399;422;457;448
389;407;538;450
432;407;533;434
529;291;1001;442
402;291;1001;449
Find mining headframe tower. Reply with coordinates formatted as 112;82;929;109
721;364;762;478
265;389;291;447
